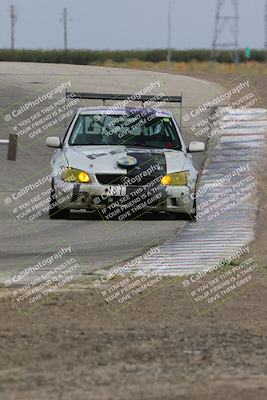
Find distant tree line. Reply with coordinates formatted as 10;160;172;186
0;49;266;64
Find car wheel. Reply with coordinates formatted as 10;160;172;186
174;199;197;222
189;198;197;221
49;181;70;220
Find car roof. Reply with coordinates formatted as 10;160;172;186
77;106;173;117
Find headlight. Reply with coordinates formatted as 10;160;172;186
161;171;189;186
61;168;91;183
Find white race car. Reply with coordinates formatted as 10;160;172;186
46;92;205;221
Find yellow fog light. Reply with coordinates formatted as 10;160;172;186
161;175;172;185
161;171;189;186
61;168;91;184
78;171;90;183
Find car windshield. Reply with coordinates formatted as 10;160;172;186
68;112;182;150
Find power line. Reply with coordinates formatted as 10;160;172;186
212;0;239;64
10;5;17;50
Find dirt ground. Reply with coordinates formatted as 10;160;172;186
184;72;267;108
0;72;267;400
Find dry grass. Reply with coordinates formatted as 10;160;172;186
95;59;267;76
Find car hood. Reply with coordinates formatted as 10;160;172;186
64;145;187;175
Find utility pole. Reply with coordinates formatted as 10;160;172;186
265;0;267;61
212;0;239;64
10;5;17;50
61;7;68;51
167;1;172;63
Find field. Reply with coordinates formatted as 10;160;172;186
95;60;267;107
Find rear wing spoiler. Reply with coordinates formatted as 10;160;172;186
65;91;183;127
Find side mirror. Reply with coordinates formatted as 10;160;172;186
46;137;61;148
188;141;205;153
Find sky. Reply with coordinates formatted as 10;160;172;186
0;0;265;50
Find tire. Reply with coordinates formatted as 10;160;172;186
49;207;70;220
174;198;197;222
189;198;197;222
49;181;70;220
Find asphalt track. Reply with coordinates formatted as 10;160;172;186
0;62;221;282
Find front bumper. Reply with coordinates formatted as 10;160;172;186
54;180;195;215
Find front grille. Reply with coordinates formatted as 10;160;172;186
96;174;155;186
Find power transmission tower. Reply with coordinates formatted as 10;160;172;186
212;0;239;64
10;5;17;50
167;1;172;63
61;7;68;51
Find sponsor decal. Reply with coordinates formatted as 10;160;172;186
117;156;138;168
